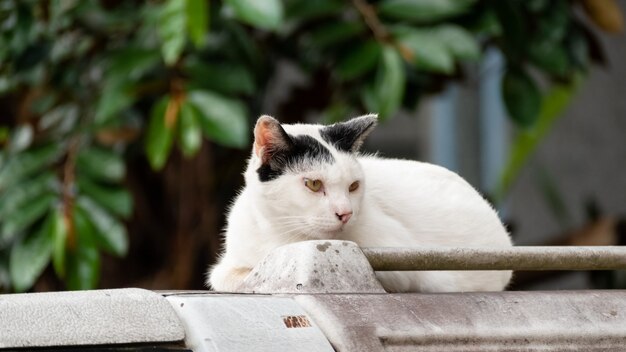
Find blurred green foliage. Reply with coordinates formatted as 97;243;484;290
0;0;617;292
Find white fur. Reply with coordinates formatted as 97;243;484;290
208;119;513;292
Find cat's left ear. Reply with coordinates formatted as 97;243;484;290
320;114;378;153
253;115;293;163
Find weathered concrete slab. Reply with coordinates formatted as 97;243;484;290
0;288;184;348
165;293;334;352
239;240;385;294
295;290;626;351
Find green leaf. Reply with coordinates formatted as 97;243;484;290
108;48;161;81
76;146;126;183
8;124;34;153
187;90;249;148
51;206;68;278
15;41;52;72
39;103;79;134
76;196;128;257
73;206;97;250
536;0;569;43
223;21;263;68
66;242;99;290
394;27;455;74
337;40;382;81
285;0;343;22
0;172;57;219
226;0;284;30
379;47;406;119
471;9;502;37
364;46;405;120
145;97;175;170
0;193;56;247
0;253;10;291
502;68;542;128
527;0;549;12
494;75;583;202
95;48;160;123
361;86;379;117
378;0;476;23
322;102;353;124
528;39;570;76
77;177;133;219
0;144;64;191
66;206;100;290
186;0;209;47
435;25;480;61
0;75;13;94
184;59;256;95
492;1;526;61
158;0;187;65
0;127;9;143
10;212;55;292
95;80;135;124
567;25;590;71
178;101;203;157
308;22;365;48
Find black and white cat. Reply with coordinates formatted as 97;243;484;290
208;115;512;292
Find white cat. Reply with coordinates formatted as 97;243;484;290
208;114;512;292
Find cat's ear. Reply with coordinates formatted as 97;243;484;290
253;115;293;163
320;114;378;153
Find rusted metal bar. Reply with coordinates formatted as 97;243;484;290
361;246;626;271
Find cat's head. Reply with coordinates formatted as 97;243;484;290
245;114;377;240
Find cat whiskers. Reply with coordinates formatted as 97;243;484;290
274;216;340;239
280;228;309;241
275;218;335;231
274;225;310;242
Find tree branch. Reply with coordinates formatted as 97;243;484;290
351;0;390;43
62;138;79;250
351;0;414;62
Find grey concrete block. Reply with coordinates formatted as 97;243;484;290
0;288;185;348
239;240;385;294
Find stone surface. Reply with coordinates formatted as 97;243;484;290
295;290;626;351
239;240;385;294
0;288;185;348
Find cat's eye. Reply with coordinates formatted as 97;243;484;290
304;178;323;192
349;181;359;192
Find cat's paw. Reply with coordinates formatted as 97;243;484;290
207;264;251;292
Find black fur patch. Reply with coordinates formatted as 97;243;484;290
320;116;377;152
257;134;334;182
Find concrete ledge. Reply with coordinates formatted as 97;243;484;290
295;290;626;351
239;240;385;294
0;288;185;348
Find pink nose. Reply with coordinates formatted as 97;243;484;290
336;211;353;224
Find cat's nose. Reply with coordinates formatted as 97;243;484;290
336;211;353;224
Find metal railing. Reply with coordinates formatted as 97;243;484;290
361;246;626;271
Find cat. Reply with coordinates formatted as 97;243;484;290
208;114;513;292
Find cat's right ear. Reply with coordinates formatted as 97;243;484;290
320;114;378;153
253;115;293;163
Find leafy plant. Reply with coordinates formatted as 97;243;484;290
0;0;620;292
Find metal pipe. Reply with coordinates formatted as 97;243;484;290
361;246;626;271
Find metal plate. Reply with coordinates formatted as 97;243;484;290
165;293;334;352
